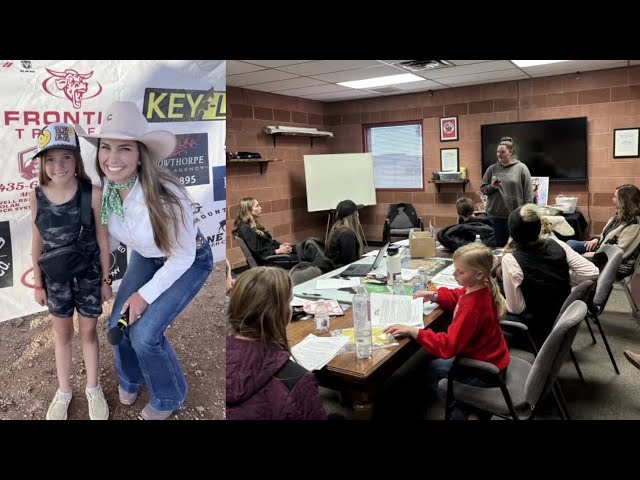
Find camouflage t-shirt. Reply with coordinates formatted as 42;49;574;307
35;181;99;261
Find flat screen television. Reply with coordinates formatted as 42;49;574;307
481;117;588;183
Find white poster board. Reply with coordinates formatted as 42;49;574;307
0;60;226;323
303;153;377;212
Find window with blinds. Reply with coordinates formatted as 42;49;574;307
364;121;423;190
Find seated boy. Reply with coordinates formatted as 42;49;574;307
457;197;493;226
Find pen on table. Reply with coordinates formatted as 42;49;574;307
301;293;322;297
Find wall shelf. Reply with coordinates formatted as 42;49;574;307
428;179;469;193
263;126;333;148
228;158;281;175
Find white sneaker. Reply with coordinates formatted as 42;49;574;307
86;385;109;420
46;391;72;420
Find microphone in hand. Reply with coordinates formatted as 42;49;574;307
108;310;129;345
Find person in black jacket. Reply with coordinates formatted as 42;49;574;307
232;197;298;266
326;199;364;268
456;197;493;226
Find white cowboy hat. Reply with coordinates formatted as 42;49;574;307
75;101;176;164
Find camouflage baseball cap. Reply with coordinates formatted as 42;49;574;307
33;122;80;159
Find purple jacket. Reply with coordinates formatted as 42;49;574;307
226;336;327;420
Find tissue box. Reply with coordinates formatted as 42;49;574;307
555;195;578;213
410;231;435;258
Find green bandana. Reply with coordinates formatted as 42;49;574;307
101;176;138;225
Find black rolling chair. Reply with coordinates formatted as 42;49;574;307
234;235;299;270
382;203;423;244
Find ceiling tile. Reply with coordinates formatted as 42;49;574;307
310;65;405;83
439;69;528;86
301;90;376;101
279;60;382;76
275;83;353;96
227;60;265;75
227;69;298;87
522;60;627;76
242;60;314;68
241;77;326;93
420;61;515;80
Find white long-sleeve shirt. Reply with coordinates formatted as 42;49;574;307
105;179;197;304
501;236;600;314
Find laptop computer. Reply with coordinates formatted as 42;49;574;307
339;243;389;277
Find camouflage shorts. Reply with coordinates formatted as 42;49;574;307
44;260;102;318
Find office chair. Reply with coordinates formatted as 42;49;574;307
383;203;423;244
234;235;299;270
439;300;587;420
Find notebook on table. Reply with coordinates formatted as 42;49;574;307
339;243;389;277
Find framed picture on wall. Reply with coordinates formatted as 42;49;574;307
440;148;459;172
613;128;640;158
440;116;459;142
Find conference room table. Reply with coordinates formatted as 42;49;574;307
290;249;453;420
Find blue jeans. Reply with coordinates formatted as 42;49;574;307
109;244;213;411
425;357;501;420
490;217;510;247
566;239;587;254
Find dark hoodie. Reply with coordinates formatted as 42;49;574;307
226;336;327;420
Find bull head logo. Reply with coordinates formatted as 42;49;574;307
42;68;103;109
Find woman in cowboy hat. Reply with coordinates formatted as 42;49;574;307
77;101;213;420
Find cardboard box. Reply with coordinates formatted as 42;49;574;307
410;230;435;258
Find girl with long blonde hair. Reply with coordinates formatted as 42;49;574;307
382;243;510;420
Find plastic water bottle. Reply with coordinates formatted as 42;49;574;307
352;285;373;359
475;234;482;244
314;300;330;334
413;267;426;294
393;275;406;295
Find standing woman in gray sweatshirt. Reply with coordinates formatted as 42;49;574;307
481;137;533;246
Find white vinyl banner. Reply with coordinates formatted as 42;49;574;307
0;60;226;323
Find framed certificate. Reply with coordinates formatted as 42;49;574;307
613;128;640;158
440;148;459;172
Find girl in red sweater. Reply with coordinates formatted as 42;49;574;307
384;243;509;419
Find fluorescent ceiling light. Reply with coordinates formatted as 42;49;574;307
512;60;569;68
338;73;423;89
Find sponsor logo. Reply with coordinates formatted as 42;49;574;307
156;133;210;186
0;222;14;288
18;147;39;180
143;87;226;122
21;60;31;69
213;166;226;202
42;68;103;109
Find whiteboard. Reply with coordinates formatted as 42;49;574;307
303;153;377;212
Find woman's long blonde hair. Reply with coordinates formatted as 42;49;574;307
328;211;363;256
95;140;191;256
453;243;507;318
227;266;292;352
233;197;266;236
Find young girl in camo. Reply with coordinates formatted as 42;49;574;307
29;123;113;420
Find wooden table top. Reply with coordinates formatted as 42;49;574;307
287;306;443;383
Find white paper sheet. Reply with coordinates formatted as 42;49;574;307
290;297;306;307
315;278;361;290
369;293;424;327
291;334;350;371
